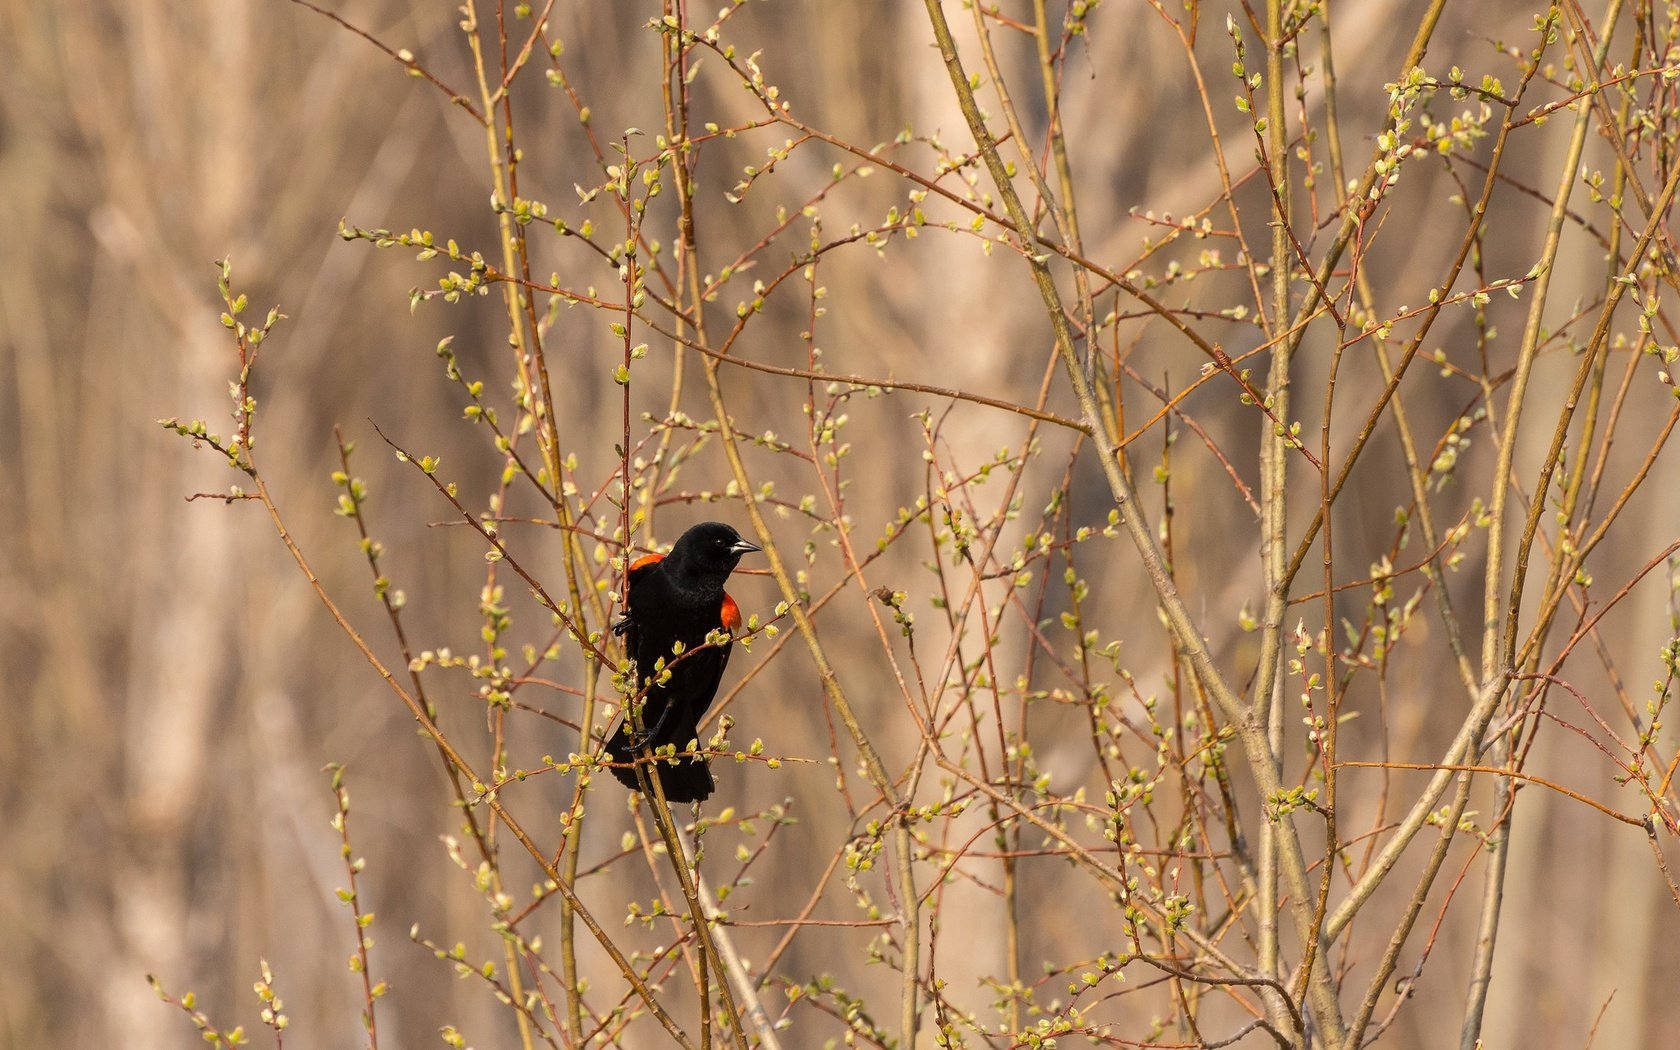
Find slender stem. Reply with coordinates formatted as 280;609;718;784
1465;12;1617;1044
697;866;787;1050
1253;0;1295;1031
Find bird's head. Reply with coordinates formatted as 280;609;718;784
665;521;761;584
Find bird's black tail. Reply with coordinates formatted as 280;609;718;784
605;724;716;804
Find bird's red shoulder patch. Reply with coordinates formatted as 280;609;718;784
721;592;742;633
630;552;664;571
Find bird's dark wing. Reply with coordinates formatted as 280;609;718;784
612;555;664;643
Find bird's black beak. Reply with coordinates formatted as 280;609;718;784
730;538;762;556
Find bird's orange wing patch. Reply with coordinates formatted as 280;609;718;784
630;552;665;571
721;592;742;633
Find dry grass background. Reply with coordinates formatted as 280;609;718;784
2;1;1678;1048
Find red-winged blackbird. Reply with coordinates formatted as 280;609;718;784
605;521;760;803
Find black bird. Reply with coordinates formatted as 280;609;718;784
605;521;760;803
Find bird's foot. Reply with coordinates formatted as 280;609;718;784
624;707;676;753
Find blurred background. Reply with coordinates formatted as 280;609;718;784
2;1;1677;1048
